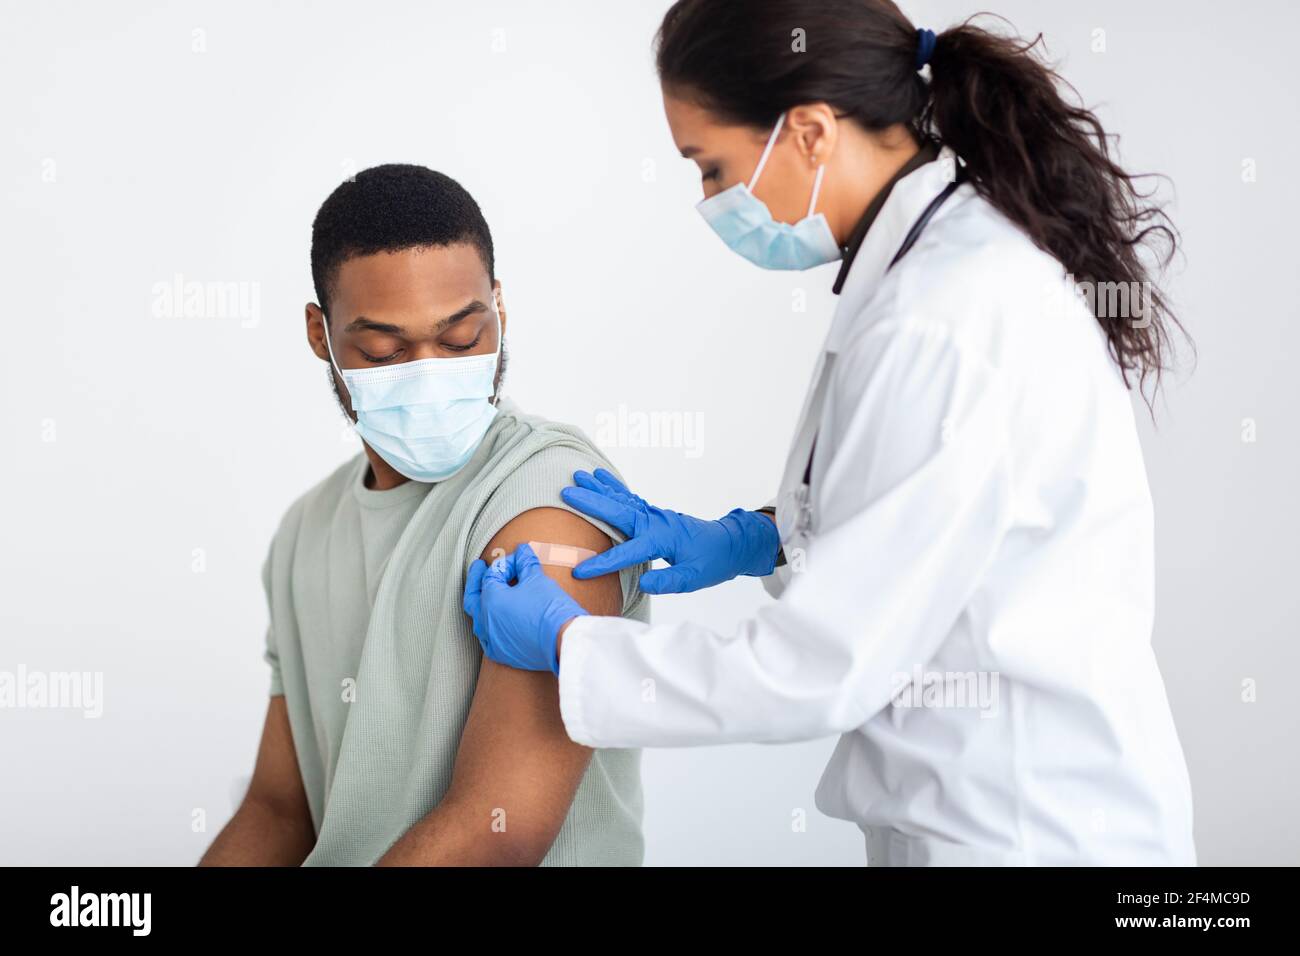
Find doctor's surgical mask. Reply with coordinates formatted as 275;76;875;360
320;302;502;483
696;111;842;271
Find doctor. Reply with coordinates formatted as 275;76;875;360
464;0;1196;866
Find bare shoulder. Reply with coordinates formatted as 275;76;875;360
481;507;622;618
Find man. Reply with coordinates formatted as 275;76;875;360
200;164;646;866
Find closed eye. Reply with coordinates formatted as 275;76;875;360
442;333;484;353
359;348;403;363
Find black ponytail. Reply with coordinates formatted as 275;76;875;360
656;0;1187;402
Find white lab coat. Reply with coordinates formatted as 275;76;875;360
558;149;1196;866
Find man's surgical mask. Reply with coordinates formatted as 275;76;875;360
696;111;841;271
321;302;502;483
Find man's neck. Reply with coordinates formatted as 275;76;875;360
362;444;409;490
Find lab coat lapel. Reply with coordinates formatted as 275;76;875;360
828;147;960;354
775;149;961;509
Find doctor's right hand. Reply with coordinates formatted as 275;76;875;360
561;468;780;595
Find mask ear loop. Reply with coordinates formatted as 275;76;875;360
318;312;362;433
807;163;827;218
319;311;345;379
488;290;505;406
747;111;787;191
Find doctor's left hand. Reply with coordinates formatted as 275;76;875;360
463;543;589;674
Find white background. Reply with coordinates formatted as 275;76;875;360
1;0;1297;865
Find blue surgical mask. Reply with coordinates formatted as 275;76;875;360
321;302;502;483
696;111;841;271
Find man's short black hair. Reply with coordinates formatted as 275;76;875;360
310;164;495;316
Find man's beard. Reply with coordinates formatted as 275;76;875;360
330;338;510;423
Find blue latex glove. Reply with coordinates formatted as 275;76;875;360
560;468;780;595
463;542;588;674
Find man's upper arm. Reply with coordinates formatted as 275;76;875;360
481;505;625;617
438;507;623;859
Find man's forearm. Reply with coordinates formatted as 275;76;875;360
377;797;559;867
199;796;316;866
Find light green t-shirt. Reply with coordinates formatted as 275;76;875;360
261;399;647;866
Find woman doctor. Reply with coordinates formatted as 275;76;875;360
463;0;1196;866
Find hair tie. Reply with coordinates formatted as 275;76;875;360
914;28;936;71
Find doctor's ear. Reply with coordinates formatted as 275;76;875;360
305;303;331;362
785;104;839;165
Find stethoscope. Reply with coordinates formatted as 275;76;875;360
888;163;966;268
794;160;968;492
774;158;972;561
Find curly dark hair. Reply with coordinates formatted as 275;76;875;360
310;164;494;316
656;0;1188;405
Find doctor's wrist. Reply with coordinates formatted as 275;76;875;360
720;508;781;578
554;614;585;671
754;506;786;569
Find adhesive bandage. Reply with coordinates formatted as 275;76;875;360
528;541;597;569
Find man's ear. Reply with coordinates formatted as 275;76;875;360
493;280;508;340
306;303;331;362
